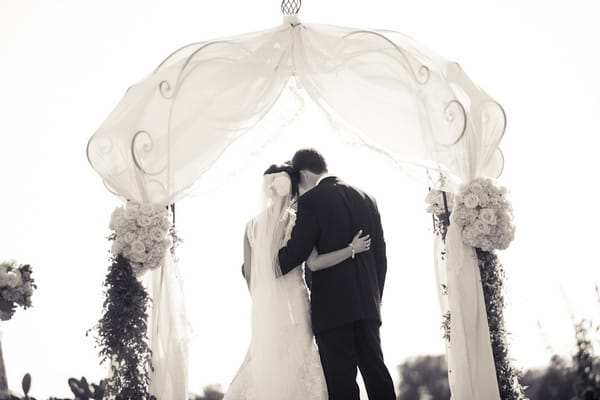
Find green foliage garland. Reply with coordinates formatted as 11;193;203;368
476;248;526;399
94;255;155;400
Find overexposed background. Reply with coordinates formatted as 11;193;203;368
1;0;599;398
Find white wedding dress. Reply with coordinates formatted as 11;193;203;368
223;172;328;400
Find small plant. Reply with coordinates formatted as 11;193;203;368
21;373;31;400
68;377;106;400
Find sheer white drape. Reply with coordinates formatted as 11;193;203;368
142;255;189;400
88;15;506;399
87;15;504;204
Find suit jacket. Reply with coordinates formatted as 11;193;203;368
278;176;387;334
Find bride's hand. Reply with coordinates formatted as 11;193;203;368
351;230;371;254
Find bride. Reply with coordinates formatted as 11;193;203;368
224;163;371;399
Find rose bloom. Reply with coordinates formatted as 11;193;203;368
136;228;150;241
140;203;157;216
462;225;477;242
111;240;124;255
123;231;136;244
160;217;172;231
131;240;146;255
479;208;497;225
124;204;140;220
151;215;163;227
474;219;491;235
150;227;165;242
130;262;144;276
469;181;484;194
451;208;467;226
463;193;479;209
478;192;490;207
109;207;124;230
6;271;22;289
137;215;152;227
143;239;155;251
480;238;494;251
130;251;147;264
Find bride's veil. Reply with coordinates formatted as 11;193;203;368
246;171;303;399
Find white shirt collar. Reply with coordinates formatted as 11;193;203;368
316;174;333;186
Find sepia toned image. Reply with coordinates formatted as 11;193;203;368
0;0;599;399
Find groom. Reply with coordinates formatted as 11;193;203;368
278;149;396;400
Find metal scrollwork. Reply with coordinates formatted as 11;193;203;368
480;99;507;142
342;30;431;86
157;41;250;101
417;64;431;85
131;130;167;176
443;99;467;145
159;80;174;99
86;134;113;169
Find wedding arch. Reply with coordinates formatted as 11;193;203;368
87;1;523;399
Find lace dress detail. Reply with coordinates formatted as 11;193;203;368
224;208;327;400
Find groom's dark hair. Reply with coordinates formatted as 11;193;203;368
292;148;328;175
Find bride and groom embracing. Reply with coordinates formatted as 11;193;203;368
224;149;396;400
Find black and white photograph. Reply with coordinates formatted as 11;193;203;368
0;0;599;399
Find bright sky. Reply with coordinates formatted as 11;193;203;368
1;0;599;398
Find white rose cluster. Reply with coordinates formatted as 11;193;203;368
425;190;454;216
109;202;174;275
0;260;35;321
450;178;515;251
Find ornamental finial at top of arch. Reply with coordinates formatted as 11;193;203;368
281;0;301;15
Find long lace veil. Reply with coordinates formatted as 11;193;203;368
246;171;302;399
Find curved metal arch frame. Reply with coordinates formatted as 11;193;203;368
342;29;467;146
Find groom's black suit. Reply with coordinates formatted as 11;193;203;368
278;176;395;400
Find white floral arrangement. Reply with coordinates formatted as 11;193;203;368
450;178;515;251
109;202;174;275
425;189;454;215
0;260;35;321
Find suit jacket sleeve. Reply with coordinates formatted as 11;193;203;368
278;196;320;275
372;200;387;299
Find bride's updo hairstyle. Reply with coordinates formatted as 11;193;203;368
264;163;299;197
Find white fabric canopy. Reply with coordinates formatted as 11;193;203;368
88;14;506;400
87;15;505;204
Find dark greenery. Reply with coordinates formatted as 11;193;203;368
431;213;450;243
67;377;105;400
521;356;576;399
571;318;600;399
92;255;154;400
441;311;451;342
397;355;450;400
189;385;224;400
476;248;526;399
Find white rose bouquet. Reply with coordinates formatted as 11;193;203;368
425;189;454;216
0;260;36;321
109;202;174;275
451;178;515;251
